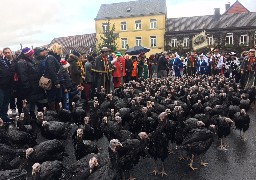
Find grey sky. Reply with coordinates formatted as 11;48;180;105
0;0;255;50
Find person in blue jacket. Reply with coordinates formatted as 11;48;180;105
170;53;183;77
197;54;208;75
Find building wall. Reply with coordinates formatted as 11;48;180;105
95;14;166;56
165;29;256;55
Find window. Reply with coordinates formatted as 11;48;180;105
150;19;157;29
240;34;248;45
183;37;189;48
121;21;127;31
225;33;233;45
121;38;128;49
171;38;177;47
208;35;214;45
102;23;109;32
136;37;142;46
135;20;142;30
150;36;157;47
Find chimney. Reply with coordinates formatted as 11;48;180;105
214;8;221;20
225;2;231;11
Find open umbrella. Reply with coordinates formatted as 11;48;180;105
125;46;150;55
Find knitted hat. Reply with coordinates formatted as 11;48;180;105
22;47;34;57
60;59;70;69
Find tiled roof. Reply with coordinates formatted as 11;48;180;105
47;33;96;55
224;0;250;15
95;0;167;20
166;12;256;33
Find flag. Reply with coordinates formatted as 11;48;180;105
192;31;208;51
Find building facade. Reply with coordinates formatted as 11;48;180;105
95;0;167;55
165;1;256;55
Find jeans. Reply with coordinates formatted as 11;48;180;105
0;88;11;121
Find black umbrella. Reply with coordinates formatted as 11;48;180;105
125;46;150;55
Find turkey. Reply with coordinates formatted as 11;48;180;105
26;139;66;163
71;102;86;125
0;168;27;180
216;117;234;150
41;120;71;140
61;154;104;180
36;111;58;125
73;129;99;160
228;105;240;119
0;143;27;170
240;93;250;111
234;109;250;141
181;125;215;170
16;113;34;135
31;160;63;180
100;116;122;141
1;126;37;148
58;102;72;123
43;107;58;118
148;112;169;177
108;134;149;180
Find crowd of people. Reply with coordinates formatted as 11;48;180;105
0;44;255;124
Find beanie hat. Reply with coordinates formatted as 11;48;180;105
22;47;34;57
60;59;70;69
34;47;46;57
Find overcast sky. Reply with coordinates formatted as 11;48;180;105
1;0;255;51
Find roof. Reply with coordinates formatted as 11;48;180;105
224;0;250;15
47;33;96;55
95;0;167;20
166;12;256;33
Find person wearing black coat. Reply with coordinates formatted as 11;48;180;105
35;47;61;111
125;56;133;83
17;47;45;118
0;48;15;123
157;53;168;78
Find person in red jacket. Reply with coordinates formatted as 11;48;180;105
112;52;123;88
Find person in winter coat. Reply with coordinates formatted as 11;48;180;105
125;55;133;83
68;51;83;86
83;56;93;102
112;52;123;89
36;47;62;111
171;54;183;77
196;54;208;75
157;53;168;78
0;48;15;123
59;59;73;110
131;56;138;81
17;47;46;118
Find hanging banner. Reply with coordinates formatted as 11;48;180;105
192;31;208;51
